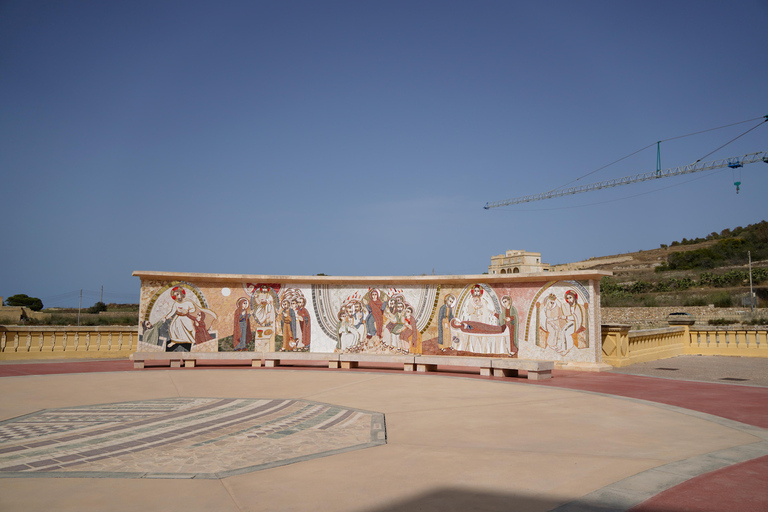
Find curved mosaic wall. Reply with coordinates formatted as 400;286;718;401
135;273;603;363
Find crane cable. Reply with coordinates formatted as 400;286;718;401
545;115;768;194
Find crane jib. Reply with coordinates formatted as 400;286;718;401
484;151;768;209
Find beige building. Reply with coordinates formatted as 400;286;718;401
488;250;550;274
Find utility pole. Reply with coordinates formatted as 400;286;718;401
100;285;103;304
748;251;755;312
78;289;82;326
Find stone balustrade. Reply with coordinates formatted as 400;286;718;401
0;326;139;360
602;323;768;367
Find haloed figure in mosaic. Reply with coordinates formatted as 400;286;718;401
165;287;217;352
296;297;311;349
500;296;518;356
279;299;294;350
563;290;588;350
252;285;275;327
437;294;456;351
364;289;385;340
233;297;253;351
400;305;419;351
337;308;359;350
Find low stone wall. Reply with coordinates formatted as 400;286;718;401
602;307;763;329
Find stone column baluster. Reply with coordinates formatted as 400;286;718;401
62;332;68;351
97;332;102;351
13;333;19;352
118;332;124;350
108;332;113;350
51;332;56;351
1;332;6;352
26;332;32;352
38;332;44;351
74;332;79;351
86;332;91;351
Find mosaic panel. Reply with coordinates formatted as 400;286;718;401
136;277;600;362
0;398;386;479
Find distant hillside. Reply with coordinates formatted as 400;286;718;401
556;220;768;308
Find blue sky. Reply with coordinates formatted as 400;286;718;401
1;1;767;307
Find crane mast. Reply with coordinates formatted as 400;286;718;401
484;151;768;209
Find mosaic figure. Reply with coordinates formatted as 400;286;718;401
296;297;312;349
364;289;385;339
563;290;588;349
500;295;519;357
165;286;217;352
437;294;456;351
452;284;511;355
279;299;294;350
277;288;310;351
233;297;253;351
252;285;276;327
337;308;359;350
535;288;589;355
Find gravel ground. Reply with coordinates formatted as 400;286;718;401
610;355;768;387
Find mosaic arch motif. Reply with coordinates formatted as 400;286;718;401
447;283;518;356
312;285;439;354
0;398;386;479
139;282;218;353
525;280;590;357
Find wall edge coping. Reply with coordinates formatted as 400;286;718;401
131;270;612;284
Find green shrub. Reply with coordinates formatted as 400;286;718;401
87;302;108;314
712;292;733;308
708;318;738;326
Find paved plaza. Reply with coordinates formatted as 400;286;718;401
0;357;766;511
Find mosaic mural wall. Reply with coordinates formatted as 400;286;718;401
136;278;600;363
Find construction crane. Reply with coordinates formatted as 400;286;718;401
483;151;768;209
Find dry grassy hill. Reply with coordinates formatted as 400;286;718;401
555;236;767;309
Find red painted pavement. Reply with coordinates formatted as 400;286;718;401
526;370;768;429
629;454;768;512
0;360;134;377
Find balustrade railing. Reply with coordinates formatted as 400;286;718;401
0;326;138;360
602;324;768;367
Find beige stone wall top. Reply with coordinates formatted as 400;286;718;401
132;270;612;285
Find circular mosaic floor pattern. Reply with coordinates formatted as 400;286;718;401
0;398;386;479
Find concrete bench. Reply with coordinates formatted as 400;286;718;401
413;355;554;380
262;351;339;368
131;352;554;380
131;352;263;369
338;354;417;370
414;355;494;374
491;359;554;380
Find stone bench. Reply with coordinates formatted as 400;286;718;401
131;352;263;368
491;358;554;380
413;355;553;380
338;353;417;370
262;351;339;368
131;352;554;380
414;355;493;374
